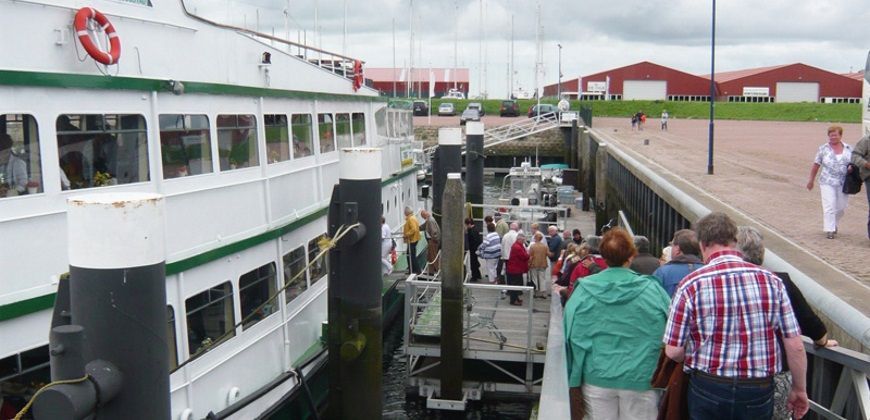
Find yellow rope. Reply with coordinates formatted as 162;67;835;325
14;374;90;420
173;223;361;372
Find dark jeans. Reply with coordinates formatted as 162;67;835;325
688;373;773;420
865;178;870;239
496;259;505;283
505;273;524;303
469;252;482;280
408;241;420;274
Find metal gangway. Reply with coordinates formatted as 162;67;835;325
423;112;565;161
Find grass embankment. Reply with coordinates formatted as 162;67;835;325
413;98;861;123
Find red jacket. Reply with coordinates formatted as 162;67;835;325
568;255;607;293
506;241;530;275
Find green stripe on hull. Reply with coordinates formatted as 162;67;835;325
0;70;386;103
0;167;418;322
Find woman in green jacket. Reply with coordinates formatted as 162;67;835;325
564;227;670;420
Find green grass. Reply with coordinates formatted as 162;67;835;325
414;98;861;123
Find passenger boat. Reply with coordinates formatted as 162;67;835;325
0;1;420;418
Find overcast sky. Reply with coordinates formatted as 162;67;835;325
186;0;870;98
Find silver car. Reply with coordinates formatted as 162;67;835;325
460;108;481;125
438;102;456;116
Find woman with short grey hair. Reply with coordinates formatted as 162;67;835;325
736;225;837;420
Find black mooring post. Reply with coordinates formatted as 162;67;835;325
432;127;462;226
441;174;465;401
327;148;383;420
465;122;484;227
35;193;169;420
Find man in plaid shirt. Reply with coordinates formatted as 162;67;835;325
663;212;809;419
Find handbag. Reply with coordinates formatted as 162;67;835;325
843;163;862;195
650;348;688;420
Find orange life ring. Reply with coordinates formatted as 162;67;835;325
74;7;121;65
352;60;363;91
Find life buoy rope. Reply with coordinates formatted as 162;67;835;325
352;60;363;91
74;7;121;65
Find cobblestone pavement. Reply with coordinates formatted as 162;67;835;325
594;117;869;285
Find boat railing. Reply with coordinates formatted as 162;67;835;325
180;2;363;81
467;203;569;233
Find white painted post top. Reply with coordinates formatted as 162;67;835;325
438;127;462;146
340;147;382;180
67;193;165;269
447;173;461;180
465;121;484;136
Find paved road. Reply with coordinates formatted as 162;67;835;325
594;116;869;285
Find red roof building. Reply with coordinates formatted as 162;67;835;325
710;63;861;103
544;61;713;101
365;68;470;98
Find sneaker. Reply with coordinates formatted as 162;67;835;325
826;232;835;239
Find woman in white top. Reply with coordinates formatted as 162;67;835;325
807;126;854;239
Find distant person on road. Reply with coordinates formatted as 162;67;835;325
806;126;854;239
661;110;669;131
851;134;870;240
564;227;670;420
631;114;638;131
736;225;838;420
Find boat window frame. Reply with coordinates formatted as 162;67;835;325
263;114;291;164
238;262;278;330
282;244;309;305
0;113;43;198
157;113;214;179
184;281;236;359
215;114;259;171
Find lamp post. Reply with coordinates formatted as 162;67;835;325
707;0;716;175
557;43;563;99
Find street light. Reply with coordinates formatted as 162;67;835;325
707;0;716;175
557;43;563;99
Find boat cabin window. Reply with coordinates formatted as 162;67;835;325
185;282;235;358
56;114;149;189
335;113;352;150
317;114;335;154
239;263;278;330
352;113;366;146
1;114;42;198
283;245;308;304
264;114;290;164
216;114;258;171
158;114;213;179
167;305;178;370
291;114;314;158
308;234;328;285
374;106;388;140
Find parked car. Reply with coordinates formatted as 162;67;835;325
438;102;456;116
412;100;429;116
466;102;485;117
441;88;466;100
500;100;520;117
459;108;481;125
528;103;559;118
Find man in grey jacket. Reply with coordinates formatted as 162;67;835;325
852;135;870;240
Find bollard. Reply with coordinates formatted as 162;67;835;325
432;127;462;226
35;192;169;419
465;122;485;227
440;173;465;402
327;148;383;420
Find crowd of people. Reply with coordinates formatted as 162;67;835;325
387;205;842;419
558;212;837;420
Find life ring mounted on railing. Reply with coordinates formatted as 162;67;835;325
74;7;121;65
352;60;363;92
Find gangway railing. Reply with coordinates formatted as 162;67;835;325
803;338;869;419
423;113;562;160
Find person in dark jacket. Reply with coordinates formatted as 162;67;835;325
629;235;660;275
736;226;837;420
653;229;704;297
465;218;483;281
